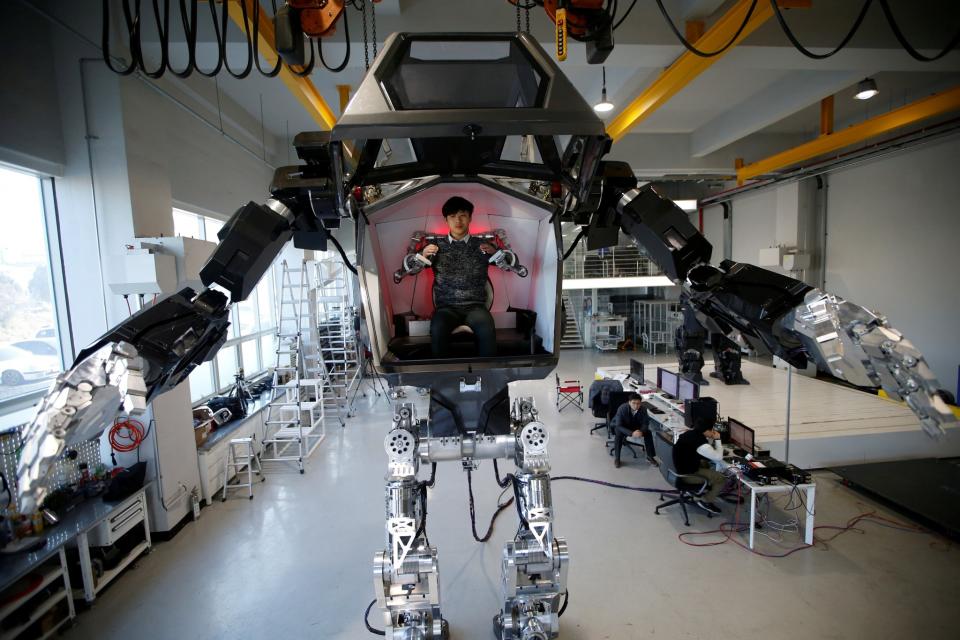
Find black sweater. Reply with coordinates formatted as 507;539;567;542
432;236;490;308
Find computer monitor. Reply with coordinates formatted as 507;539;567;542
684;397;717;428
630;359;644;382
678;377;699;401
658;368;679;398
727;418;755;455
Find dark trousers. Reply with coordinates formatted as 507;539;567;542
431;305;497;357
613;425;655;463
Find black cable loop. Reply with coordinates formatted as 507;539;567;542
655;0;758;58
252;0;282;77
163;0;199;79
102;0;138;75
135;0;170;79
192;0;226;77
878;0;960;62
770;0;874;60
220;0;253;79
613;0;638;30
319;5;351;72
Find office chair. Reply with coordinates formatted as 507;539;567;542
555;374;584;412
652;432;712;526
588;380;614;434
605;391;639;460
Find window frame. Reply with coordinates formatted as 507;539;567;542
0;169;73;421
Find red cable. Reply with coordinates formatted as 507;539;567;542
109;417;146;452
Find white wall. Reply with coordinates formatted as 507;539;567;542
699;205;725;262
730;189;778;266
719;137;960;395
825;137;960;395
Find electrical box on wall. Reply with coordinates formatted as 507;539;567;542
108;250;177;295
759;246;810;272
108;237;216;296
781;253;810;271
139;236;217;291
759;246;786;267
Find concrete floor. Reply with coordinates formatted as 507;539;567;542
64;350;960;639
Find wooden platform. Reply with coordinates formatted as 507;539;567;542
605;360;960;469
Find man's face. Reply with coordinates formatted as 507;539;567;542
628;399;642;412
445;210;471;238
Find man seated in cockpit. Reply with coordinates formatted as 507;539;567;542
420;196;500;357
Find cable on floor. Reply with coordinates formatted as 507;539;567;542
678;479;930;557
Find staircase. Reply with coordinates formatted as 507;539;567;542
560;294;584;349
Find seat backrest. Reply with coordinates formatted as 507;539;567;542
606;391;632;420
432;276;494;311
653;431;706;494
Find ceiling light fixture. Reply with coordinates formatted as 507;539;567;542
854;77;879;100
594;66;614;113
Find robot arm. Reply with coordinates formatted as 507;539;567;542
587;165;955;437
393;231;431;284
488;229;529;278
16;192;328;512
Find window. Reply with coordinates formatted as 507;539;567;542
175;207;278;403
0;166;65;415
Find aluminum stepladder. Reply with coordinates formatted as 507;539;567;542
307;258;358;420
261;260;326;473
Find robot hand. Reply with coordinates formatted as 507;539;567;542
393;232;431;283
17;287;230;512
600;177;956;438
488;249;529;277
789;289;954;437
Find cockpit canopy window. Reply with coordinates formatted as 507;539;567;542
380;37;544;111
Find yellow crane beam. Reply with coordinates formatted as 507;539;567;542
737;85;960;184
226;0;338;130
606;0;802;142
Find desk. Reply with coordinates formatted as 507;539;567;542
737;475;816;549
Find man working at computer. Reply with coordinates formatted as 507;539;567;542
673;420;725;514
612;393;658;468
420;196;511;357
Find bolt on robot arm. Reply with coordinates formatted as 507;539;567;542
582;162;955;437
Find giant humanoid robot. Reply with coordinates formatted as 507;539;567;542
15;33;956;640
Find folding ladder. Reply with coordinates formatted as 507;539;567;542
261;260;326;473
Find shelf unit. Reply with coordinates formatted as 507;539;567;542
0;549;74;640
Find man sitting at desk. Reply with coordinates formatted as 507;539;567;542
612;393;658;468
421;197;501;357
674;420;725;514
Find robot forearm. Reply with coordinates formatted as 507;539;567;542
605;180;956;435
16;196;319;512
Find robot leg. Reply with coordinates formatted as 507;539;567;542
494;401;568;640
373;404;448;639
